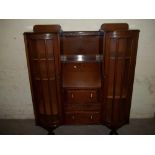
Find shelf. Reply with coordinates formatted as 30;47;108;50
61;55;103;63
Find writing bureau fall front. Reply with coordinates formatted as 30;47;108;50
24;23;140;134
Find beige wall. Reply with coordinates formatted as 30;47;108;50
0;19;155;119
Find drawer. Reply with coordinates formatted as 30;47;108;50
64;112;101;124
66;89;98;103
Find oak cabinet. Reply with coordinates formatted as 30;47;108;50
24;23;139;134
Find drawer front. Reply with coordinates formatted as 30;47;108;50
64;112;101;124
66;89;98;103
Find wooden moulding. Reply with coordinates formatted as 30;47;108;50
100;23;129;31
33;25;61;33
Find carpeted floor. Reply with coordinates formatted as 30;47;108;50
0;119;154;135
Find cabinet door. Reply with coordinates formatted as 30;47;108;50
102;30;139;128
24;33;61;127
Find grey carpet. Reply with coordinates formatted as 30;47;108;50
0;119;154;135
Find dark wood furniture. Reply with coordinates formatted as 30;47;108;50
24;23;140;134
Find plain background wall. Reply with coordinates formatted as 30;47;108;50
0;19;155;119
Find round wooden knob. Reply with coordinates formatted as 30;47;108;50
73;65;77;69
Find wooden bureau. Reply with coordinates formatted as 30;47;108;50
24;23;140;134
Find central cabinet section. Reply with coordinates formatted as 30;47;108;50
60;32;103;124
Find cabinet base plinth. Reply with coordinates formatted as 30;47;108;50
46;126;57;135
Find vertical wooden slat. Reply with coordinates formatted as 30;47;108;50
50;80;58;115
111;39;119;123
42;80;51;115
37;40;46;114
44;39;52;115
29;40;46;114
125;39;134;102
118;61;125;122
37;81;44;114
118;38;128;123
52;35;60;115
103;33;110;122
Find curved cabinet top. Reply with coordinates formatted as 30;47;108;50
24;33;56;40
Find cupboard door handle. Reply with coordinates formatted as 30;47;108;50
90;93;93;99
71;93;74;98
90;115;93;120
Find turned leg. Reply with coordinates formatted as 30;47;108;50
109;129;118;135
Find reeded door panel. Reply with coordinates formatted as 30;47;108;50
25;34;61;123
103;31;139;128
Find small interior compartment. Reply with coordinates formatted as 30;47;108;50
61;33;100;55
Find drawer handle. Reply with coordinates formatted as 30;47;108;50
90;115;93;120
71;93;74;98
90;93;93;99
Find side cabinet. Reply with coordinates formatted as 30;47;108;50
24;33;61;132
102;30;139;130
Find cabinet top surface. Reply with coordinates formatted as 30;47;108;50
24;30;139;35
24;31;103;35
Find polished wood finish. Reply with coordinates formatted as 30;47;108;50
24;23;140;134
62;62;101;88
101;23;129;31
65;111;101;124
102;30;139;129
24;32;62;131
61;33;100;55
33;25;61;32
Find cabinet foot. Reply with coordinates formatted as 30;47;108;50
109;129;118;135
48;130;55;135
47;126;57;135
